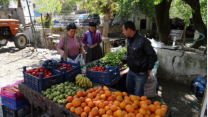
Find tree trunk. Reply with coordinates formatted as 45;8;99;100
154;0;172;44
183;0;207;48
102;13;110;37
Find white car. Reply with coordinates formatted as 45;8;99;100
75;14;100;26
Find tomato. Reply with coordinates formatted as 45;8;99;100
36;72;39;76
39;69;43;72
32;72;36;76
46;75;49;78
102;67;105;70
26;71;30;73
44;70;47;73
49;73;52;76
30;69;34;72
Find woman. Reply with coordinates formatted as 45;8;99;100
57;23;85;61
81;21;103;63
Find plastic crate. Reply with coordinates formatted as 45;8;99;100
23;66;64;93
55;58;81;82
2;104;31;117
86;63;121;85
1;96;29;110
191;80;204;97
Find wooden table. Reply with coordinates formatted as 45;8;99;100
18;82;171;117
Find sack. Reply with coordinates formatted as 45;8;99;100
67;54;85;67
144;75;157;98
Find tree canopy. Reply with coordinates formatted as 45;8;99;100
36;0;63;13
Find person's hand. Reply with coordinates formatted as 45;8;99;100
82;50;86;55
119;62;124;69
120;68;129;77
60;50;65;57
147;70;151;76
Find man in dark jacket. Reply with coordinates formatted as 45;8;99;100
119;21;157;97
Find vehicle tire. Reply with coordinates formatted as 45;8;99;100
0;39;8;46
14;33;27;49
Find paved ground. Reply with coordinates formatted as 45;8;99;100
0;42;205;117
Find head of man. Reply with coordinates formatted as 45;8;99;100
89;21;97;32
122;21;136;38
66;23;76;38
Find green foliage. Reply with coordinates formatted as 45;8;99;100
0;0;18;8
37;16;54;28
36;0;63;13
61;0;76;14
200;0;207;26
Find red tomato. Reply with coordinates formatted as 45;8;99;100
102;67;105;70
49;73;52;76
30;69;34;72
32;72;36;76
44;70;47;73
46;75;49;78
39;69;43;72
26;71;30;73
36;72;39;76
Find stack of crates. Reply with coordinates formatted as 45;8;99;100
1;80;30;117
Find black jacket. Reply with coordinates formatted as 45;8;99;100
121;32;157;73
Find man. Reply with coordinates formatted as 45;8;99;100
119;21;157;97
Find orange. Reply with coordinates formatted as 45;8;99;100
116;110;124;117
99;103;105;109
113;111;117;117
110;105;117;111
85;98;92;104
153;101;160;106
150;114;156;117
67;96;73;102
161;105;168;110
124;114;131;117
132;103;138;109
146;100;152;105
134;100;140;106
161;108;167;114
91;108;99;116
106;110;113;115
90;88;95;92
141;104;148;110
81;112;87;117
128;112;135;117
120;102;126;109
81;102;87;108
146;109;151;115
88;101;95;108
139;108;147;115
136;113;144;117
105;91;112;97
124;96;131;100
141;96;147;101
130;95;137;102
87;93;94;99
94;87;98;90
136;96;141;101
125;105;135;113
84;106;91;113
105;106;110;111
124;99;131;104
101;94;106;100
145;115;150;117
103;86;109;91
155;105;161;109
100;91;104;94
104;101;109;106
77;91;84;97
134;110;139;115
148;104;157;112
83;92;87;97
72;98;81;107
116;96;123;102
114;100;121;107
92;92;97;97
80;97;85;102
70;106;76;112
107;96;115;101
66;103;72;110
155;109;164;116
73;95;78;98
99;108;106;115
155;115;161;117
122;92;128;96
140;101;148;105
114;91;123;96
75;107;83;115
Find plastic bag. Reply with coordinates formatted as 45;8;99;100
144;75;157;98
67;54;85;67
52;54;61;62
0;80;24;100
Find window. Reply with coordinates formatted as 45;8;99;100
140;19;146;29
33;4;35;8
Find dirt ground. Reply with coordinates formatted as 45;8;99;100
0;42;206;117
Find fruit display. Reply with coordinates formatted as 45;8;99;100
88;65;106;72
25;67;53;78
65;86;168;117
57;63;74;72
41;81;85;104
75;74;92;88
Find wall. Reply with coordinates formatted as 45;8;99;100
155;48;207;85
0;8;25;25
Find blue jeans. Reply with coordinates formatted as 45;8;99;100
126;69;148;97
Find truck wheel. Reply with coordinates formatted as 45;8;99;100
0;39;8;46
14;33;27;49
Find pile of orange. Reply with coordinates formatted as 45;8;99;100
65;86;168;117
